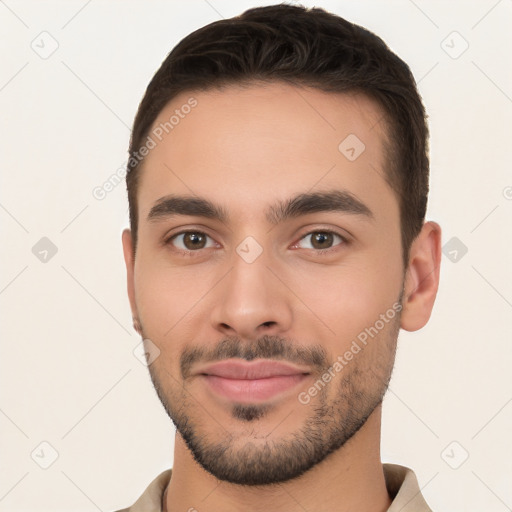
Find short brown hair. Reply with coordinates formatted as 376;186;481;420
126;3;429;267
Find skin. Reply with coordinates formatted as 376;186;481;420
122;82;442;512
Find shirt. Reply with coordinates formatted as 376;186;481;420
114;463;432;512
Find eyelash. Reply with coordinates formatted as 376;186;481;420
164;229;349;257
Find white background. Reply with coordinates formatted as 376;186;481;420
1;1;511;510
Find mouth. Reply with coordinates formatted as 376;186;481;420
195;359;311;403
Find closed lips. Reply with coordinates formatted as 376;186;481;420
196;360;311;380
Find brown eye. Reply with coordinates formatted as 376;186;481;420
296;231;346;251
183;232;206;249
169;231;214;251
311;232;334;249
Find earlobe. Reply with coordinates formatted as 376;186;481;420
400;221;442;332
122;229;141;334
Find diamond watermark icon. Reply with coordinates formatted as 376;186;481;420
31;441;59;469
442;236;468;263
133;339;161;366
338;134;366;161
441;31;469;59
30;31;59;60
236;236;263;263
32;237;58;263
441;441;469;469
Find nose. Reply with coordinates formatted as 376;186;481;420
210;247;293;341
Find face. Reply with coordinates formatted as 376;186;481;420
124;82;407;485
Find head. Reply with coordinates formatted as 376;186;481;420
122;4;441;486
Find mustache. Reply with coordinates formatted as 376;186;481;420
180;335;328;379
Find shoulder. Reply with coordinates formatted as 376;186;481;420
383;463;433;511
112;469;172;512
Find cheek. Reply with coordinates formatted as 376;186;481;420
134;254;175;338
133;254;215;340
289;258;402;346
133;268;189;375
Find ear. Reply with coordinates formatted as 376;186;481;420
122;229;142;335
400;221;442;332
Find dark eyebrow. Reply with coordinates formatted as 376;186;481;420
147;195;228;223
266;190;374;224
147;190;373;224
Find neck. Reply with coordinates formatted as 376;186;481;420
165;407;391;512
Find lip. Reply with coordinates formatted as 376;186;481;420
196;359;311;403
195;359;310;379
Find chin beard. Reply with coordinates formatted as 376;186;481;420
145;324;398;486
140;288;402;486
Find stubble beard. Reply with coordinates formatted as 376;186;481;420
144;307;400;486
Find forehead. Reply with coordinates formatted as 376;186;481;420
137;82;397;227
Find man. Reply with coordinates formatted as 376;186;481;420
117;3;441;511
